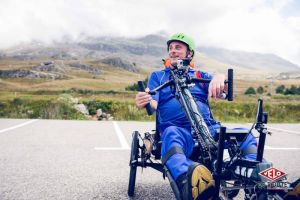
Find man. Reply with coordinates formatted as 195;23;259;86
135;33;258;200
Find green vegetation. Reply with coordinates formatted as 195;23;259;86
0;97;86;120
245;84;300;96
209;101;300;123
1;79;299;122
0;95;299;123
275;85;300;95
256;86;264;94
276;85;285;94
125;77;148;91
244;87;256;95
1;48;299;123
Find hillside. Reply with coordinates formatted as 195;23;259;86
1;34;299;71
0;34;299;92
198;46;300;73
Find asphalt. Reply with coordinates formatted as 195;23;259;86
0;119;299;200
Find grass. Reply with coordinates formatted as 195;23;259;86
0;58;299;122
0;92;299;123
0;97;87;120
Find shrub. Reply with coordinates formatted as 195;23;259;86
125;77;148;91
0;99;86;120
0;97;299;123
276;85;285;94
256;86;264;94
284;85;299;95
84;100;113;115
244;87;256;95
12;98;26;106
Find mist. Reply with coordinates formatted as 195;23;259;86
0;0;300;66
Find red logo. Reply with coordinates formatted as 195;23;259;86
259;167;286;181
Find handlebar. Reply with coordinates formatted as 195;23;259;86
191;69;233;101
190;69;233;101
227;69;233;101
138;69;234;115
137;81;153;115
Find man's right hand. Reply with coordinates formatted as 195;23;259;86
135;89;152;109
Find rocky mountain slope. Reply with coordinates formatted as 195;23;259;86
0;34;299;81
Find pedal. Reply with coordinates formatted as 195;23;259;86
143;132;154;154
232;159;260;179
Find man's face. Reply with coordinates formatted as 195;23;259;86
168;41;192;66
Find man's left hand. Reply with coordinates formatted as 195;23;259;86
208;74;227;99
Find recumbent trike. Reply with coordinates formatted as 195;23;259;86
128;59;295;200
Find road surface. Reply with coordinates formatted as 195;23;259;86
0;119;299;199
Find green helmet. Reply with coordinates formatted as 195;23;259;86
167;33;196;57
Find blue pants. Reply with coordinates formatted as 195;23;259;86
161;125;258;181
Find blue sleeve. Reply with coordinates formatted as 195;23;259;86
200;71;212;93
147;72;160;102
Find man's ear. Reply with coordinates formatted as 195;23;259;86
187;51;193;58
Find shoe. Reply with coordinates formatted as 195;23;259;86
284;179;300;200
177;163;216;200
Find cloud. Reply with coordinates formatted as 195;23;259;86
0;0;300;66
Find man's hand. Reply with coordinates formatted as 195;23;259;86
135;88;158;110
208;74;227;99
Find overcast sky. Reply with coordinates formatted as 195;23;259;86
1;0;300;66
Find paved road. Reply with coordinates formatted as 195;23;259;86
0;119;299;200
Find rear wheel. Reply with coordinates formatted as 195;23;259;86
128;131;139;196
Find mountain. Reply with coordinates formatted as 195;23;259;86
1;34;299;79
198;47;300;73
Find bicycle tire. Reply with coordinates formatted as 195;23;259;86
128;131;139;196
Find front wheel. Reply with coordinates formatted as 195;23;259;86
128;131;139;196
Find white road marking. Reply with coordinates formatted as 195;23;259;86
94;122;300;151
94;121;130;150
267;126;300;135
113;121;130;149
0;119;39;133
265;145;300;150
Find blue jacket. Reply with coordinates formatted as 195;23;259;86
147;67;220;133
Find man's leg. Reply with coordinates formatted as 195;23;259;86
161;126;215;200
161;126;194;180
234;128;258;160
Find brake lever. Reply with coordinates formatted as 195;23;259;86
138;81;153;116
148;91;156;95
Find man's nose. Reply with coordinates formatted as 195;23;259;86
169;49;176;55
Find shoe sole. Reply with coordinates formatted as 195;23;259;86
189;164;216;200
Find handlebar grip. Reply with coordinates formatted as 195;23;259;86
227;69;233;101
256;98;263;123
137;81;153;115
